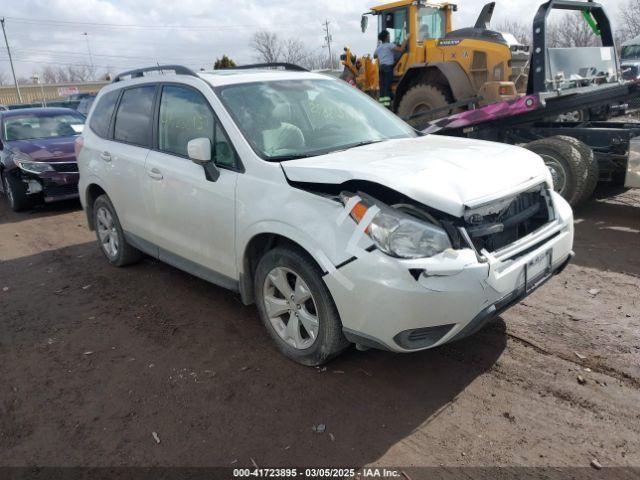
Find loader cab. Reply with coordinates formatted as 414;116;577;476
366;1;455;75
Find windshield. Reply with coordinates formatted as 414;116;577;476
621;45;640;61
4;112;85;141
217;79;417;160
417;6;446;41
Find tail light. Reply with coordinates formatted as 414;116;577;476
74;136;84;159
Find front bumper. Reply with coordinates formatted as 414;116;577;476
21;171;79;202
324;192;574;353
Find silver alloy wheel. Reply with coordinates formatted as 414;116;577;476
96;206;119;259
262;266;319;350
540;154;568;195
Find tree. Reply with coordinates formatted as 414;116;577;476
493;19;531;46
620;0;640;41
250;31;283;63
214;55;236;69
547;12;600;48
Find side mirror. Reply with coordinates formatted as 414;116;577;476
187;137;220;182
361;15;368;33
187;137;212;164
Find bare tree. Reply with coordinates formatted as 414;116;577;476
493;19;531;46
547;12;600;48
282;38;308;65
250;31;283;63
0;71;7;85
620;0;640;40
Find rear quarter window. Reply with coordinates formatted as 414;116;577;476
89;90;120;138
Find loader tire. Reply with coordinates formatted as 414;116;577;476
524;137;587;207
397;84;452;127
553;136;599;205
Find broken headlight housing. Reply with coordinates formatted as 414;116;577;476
340;192;452;259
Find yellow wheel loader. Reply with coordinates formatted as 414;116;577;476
341;0;530;125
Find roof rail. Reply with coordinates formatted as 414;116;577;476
226;63;309;72
112;65;198;83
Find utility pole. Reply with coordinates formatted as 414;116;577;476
1;17;23;103
82;32;94;79
323;20;333;70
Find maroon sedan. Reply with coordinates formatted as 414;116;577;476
0;107;85;211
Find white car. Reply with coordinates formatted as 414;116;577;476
77;65;574;366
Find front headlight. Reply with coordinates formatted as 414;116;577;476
340;192;452;259
15;154;54;174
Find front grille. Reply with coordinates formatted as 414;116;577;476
463;185;553;254
51;162;78;173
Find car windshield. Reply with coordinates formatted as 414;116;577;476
216;78;417;160
3;112;85;141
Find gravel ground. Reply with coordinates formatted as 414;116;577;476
0;186;638;469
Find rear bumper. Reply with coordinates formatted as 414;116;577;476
325;191;575;353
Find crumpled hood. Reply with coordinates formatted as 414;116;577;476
6;137;77;163
282;135;550;217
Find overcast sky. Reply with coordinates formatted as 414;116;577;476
0;0;631;80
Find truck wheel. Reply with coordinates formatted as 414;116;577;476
254;246;349;366
397;84;451;127
553;136;599;205
2;172;32;212
524;138;587;207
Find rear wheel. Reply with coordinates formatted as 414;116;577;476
397;84;452;127
553;136;599;205
524;137;587;207
2;172;31;212
254;246;349;366
92;194;142;267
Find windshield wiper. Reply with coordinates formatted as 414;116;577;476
267;152;323;161
335;139;384;152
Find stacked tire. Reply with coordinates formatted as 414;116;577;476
524;136;599;207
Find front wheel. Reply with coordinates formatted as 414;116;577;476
397;84;453;128
2;172;32;212
254;246;349;366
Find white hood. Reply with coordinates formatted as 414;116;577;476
281;135;551;217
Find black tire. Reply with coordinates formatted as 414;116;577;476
92;194;142;267
2;171;32;212
553;136;599;205
254;246;349;366
524;137;587;207
397;84;452;127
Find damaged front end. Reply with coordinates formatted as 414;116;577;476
313;180;573;353
460;183;556;255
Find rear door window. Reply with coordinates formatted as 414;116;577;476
89;90;119;138
114;85;156;147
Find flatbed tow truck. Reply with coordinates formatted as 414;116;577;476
419;0;640;206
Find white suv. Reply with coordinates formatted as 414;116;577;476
77;65;574;365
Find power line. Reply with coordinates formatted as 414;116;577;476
2;15;318;31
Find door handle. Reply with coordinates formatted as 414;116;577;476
147;168;163;180
100;151;112;162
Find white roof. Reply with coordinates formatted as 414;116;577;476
197;69;332;87
622;35;640;47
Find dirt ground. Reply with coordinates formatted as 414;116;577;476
0;186;638;470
